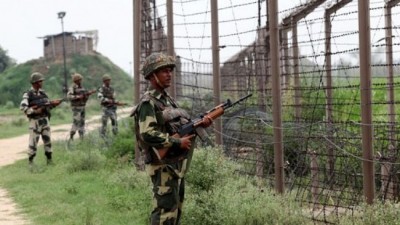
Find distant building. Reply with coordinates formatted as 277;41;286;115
39;30;98;61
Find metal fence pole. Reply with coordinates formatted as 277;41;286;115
211;0;222;145
167;0;176;98
358;0;375;204
134;0;143;169
268;0;284;194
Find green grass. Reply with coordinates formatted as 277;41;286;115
0;99;103;139
1;118;400;224
0;132;151;225
0;120;311;225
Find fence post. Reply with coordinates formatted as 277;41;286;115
133;0;144;170
167;0;176;99
210;0;223;145
358;0;375;204
268;0;284;194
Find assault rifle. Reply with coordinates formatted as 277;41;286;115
77;89;96;101
103;100;128;107
158;93;252;159
29;98;64;109
29;98;64;119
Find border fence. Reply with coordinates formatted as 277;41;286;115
134;0;400;223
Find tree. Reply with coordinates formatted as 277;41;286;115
0;46;15;73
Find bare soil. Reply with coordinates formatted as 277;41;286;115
0;108;132;225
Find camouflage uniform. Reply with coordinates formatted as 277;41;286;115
98;76;118;136
133;53;193;225
67;75;89;139
20;73;55;164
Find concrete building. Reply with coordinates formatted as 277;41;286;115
40;30;98;61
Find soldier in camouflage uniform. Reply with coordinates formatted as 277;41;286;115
67;73;95;140
98;74;119;137
132;53;212;225
20;72;62;165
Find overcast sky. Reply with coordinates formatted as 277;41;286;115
3;0;367;75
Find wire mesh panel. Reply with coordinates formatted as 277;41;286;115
138;0;400;224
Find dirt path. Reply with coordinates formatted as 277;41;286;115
0;108;132;225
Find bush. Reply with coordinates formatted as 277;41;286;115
4;100;14;109
105;166;151;214
186;147;235;192
105;119;136;161
183;148;308;225
67;148;106;172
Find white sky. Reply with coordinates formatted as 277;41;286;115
3;0;385;75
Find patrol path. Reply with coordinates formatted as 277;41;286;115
0;107;133;225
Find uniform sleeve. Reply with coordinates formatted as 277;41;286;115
67;86;78;101
97;87;105;102
20;92;35;115
138;101;180;149
97;87;111;103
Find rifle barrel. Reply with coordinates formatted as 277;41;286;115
223;94;252;109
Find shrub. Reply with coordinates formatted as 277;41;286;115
186;147;235;192
4;100;14;109
105;119;136;161
67;148;106;172
183;147;309;225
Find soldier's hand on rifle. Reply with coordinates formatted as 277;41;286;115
33;108;43;114
179;134;196;151
51;99;62;106
31;105;42;114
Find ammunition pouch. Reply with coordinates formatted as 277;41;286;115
162;107;190;134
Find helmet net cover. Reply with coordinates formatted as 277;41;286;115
30;72;45;84
72;73;83;82
142;53;176;79
102;74;111;81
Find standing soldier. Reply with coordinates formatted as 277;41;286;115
97;74;125;137
67;73;96;140
132;53;212;225
20;72;62;166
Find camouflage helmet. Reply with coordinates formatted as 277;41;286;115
102;74;111;81
72;73;83;82
142;53;175;79
30;72;45;84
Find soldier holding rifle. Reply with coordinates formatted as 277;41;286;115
67;73;96;140
132;53;213;225
20;72;62;166
97;74;126;137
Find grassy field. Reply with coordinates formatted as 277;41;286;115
0;118;312;225
1;117;400;224
0;99;106;139
2;75;400;224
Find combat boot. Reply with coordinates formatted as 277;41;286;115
69;132;75;141
28;154;35;171
45;152;53;165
